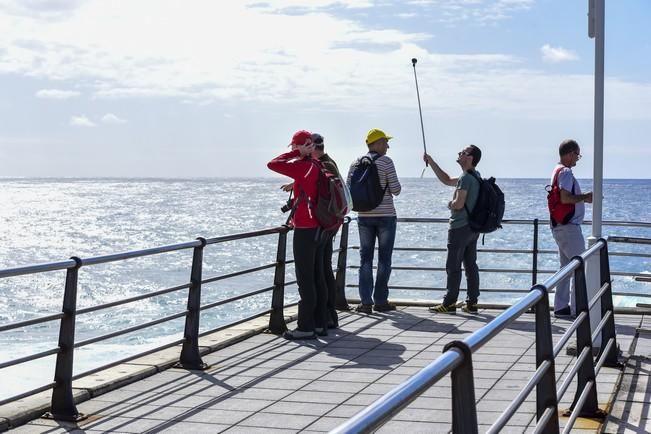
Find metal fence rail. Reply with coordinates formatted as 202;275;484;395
344;218;651;300
330;238;620;434
1;217;647;426
0;224;324;421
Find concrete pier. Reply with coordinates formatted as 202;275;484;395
1;307;644;433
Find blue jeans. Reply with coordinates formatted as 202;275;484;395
358;216;397;305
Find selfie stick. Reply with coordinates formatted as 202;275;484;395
412;58;428;177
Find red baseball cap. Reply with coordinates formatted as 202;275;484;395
291;130;312;146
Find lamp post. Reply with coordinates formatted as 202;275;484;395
586;0;605;348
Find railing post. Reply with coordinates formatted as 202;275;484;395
597;239;620;367
532;218;539;285
46;257;85;421
178;237;208;370
334;217;351;310
532;284;559;434
570;256;600;416
443;340;478;434
269;228;289;334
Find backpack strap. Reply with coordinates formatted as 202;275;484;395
285;190;305;226
463;169;482;217
363;152;389;196
553;166;575;194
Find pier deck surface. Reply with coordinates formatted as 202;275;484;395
602;315;651;434
7;307;643;433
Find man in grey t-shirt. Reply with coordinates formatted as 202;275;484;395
424;145;482;314
550;139;592;317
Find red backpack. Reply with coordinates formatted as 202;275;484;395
546;167;575;227
285;160;349;232
308;160;349;232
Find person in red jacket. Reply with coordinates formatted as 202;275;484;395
267;130;327;339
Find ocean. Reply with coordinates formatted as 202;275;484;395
1;177;650;399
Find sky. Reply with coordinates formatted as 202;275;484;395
0;0;649;179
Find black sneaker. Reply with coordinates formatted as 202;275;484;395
554;306;572;317
283;329;316;340
355;303;373;314
462;302;478;314
374;302;397;312
429;303;457;314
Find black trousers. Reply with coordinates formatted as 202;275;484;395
319;230;338;327
293;228;328;331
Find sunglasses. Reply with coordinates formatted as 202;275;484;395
458;151;471;157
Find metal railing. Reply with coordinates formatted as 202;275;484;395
0;220;352;421
330;238;620;434
343;218;651;300
1;216;646;426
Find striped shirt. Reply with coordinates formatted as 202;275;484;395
346;153;401;217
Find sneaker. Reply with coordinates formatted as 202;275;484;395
429;303;457;314
462;302;478;314
335;303;351;311
355;303;373;314
315;327;328;337
374;302;397;312
554;306;572;317
283;329;316;340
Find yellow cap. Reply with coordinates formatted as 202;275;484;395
365;128;392;145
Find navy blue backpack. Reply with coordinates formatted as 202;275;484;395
349;153;387;212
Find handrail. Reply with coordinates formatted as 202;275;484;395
331;237;618;434
80;240;202;266
0;225;295;419
1;216;644;425
347;219;649;298
0;259;78;278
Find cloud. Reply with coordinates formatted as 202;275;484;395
35;89;81;99
0;0;84;19
406;0;534;24
69;115;96;127
541;44;578;63
101;113;127;124
1;0;649;122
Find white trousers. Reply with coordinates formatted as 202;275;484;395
551;224;586;314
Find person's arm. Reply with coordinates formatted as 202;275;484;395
281;182;294;192
424;153;458;186
557;170;592;204
560;189;593;204
267;145;313;179
448;188;467;210
346;161;355;187
383;157;401;196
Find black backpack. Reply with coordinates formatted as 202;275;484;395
349;153;387;212
464;170;505;234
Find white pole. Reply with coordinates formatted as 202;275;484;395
591;0;605;238
586;0;605;348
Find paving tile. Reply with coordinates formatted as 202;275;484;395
263;400;337;417
325;404;367;418
221;425;297;433
301;380;369;394
283;390;351;405
303;416;350;432
156;421;231;433
5;308;638;434
237;411;316;430
376;419;450;434
341;393;384;406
